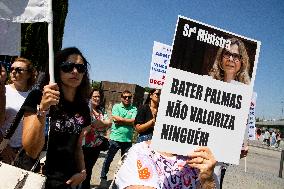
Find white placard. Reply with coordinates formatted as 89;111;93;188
0;0;51;23
247;92;257;140
0;20;20;56
151;16;261;165
148;41;172;89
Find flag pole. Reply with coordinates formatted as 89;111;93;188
245;156;247;172
48;0;55;83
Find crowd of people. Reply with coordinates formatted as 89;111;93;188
0;39;256;189
260;128;282;148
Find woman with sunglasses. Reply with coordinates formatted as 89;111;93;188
81;88;112;189
22;47;91;189
0;57;36;164
208;38;250;85
135;89;161;143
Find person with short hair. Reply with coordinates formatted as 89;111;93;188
100;90;137;187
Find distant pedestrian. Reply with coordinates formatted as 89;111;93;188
264;129;270;146
275;132;281;148
271;130;276;147
256;128;261;140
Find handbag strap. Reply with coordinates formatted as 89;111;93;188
30;116;51;172
0;107;25;153
0;89;41;153
0;72;47;151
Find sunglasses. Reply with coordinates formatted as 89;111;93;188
60;62;86;73
10;67;30;74
222;50;242;62
153;92;161;97
122;96;132;100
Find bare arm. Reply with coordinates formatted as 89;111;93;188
92;118;112;130
112;115;135;126
22;83;60;159
135;119;155;133
22;113;46;159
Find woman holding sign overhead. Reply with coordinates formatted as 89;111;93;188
135;89;161;143
208;38;251;85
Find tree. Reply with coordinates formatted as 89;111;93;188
144;86;154;93
21;0;69;71
91;80;101;90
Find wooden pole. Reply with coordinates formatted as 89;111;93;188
279;150;284;178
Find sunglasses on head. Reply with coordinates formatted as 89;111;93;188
122;96;132;100
10;67;30;74
60;62;86;73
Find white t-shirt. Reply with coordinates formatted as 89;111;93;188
0;85;30;148
115;141;201;189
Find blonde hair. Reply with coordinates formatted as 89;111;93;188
208;38;250;85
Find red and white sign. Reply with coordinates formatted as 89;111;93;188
148;41;172;89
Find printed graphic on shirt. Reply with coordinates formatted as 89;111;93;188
136;148;199;189
84;111;108;147
137;159;152;180
52;113;85;134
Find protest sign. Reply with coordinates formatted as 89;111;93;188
0;0;51;23
0;0;51;56
0;21;20;56
149;41;172;89
151;16;261;164
247;92;257;140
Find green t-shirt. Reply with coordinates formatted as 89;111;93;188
110;103;137;142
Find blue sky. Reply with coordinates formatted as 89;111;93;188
63;0;284;120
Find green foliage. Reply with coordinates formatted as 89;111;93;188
144;86;154;92
91;80;101;90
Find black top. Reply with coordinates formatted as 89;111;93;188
46;99;90;188
24;90;91;189
134;104;154;136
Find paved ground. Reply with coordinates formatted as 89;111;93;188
90;140;284;189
